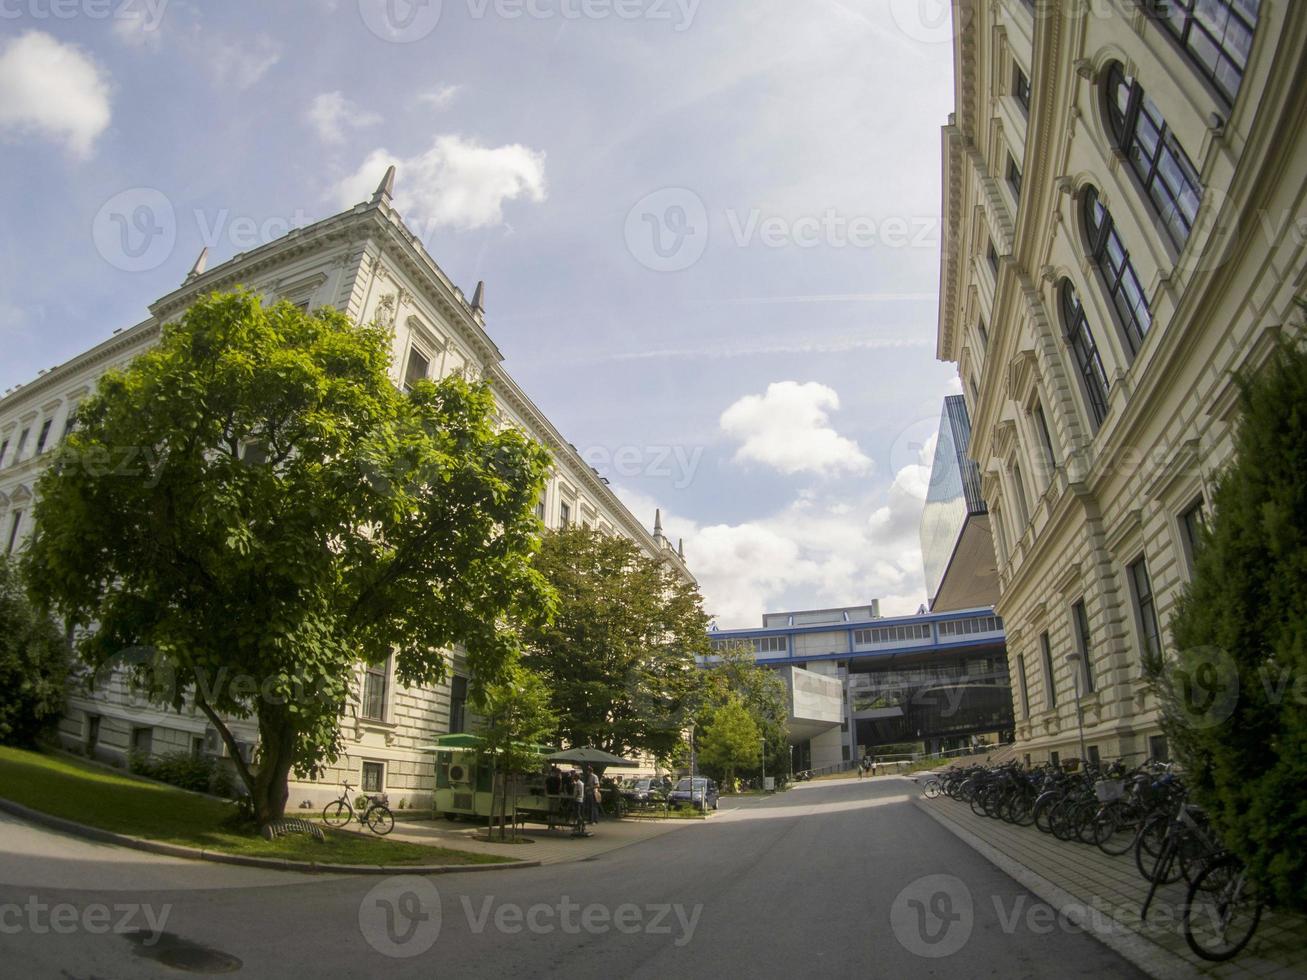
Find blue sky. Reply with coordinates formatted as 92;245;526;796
0;0;962;626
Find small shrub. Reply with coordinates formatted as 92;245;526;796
130;751;217;794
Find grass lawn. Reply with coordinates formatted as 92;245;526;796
0;746;507;867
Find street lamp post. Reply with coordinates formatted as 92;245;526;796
760;737;767;792
1065;652;1087;765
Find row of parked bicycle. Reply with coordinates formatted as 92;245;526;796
919;759;1266;963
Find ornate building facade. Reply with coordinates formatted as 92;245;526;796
936;0;1306;764
0;169;691;807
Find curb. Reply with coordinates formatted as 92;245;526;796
913;797;1193;980
0;797;541;876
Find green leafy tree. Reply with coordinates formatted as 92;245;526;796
697;695;761;791
524;525;709;759
702;642;790;781
0;558;70;746
1157;337;1307;909
24;291;552;824
473;660;557;840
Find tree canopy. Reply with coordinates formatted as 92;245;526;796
1159;336;1307;909
699;641;790;778
697;695;761;790
0;557;70;746
523;525;709;760
24;291;553;823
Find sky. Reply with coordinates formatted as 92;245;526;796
0;0;963;628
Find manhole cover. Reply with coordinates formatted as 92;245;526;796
124;930;243;973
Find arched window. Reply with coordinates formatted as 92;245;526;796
1142;0;1260;105
1060;280;1111;428
1083;186;1152;356
1105;65;1203;250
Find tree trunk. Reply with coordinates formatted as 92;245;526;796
252;707;297;825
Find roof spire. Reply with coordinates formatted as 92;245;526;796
654;509;663;537
371;165;396;206
677;538;684;559
471;280;485;313
185;247;209;282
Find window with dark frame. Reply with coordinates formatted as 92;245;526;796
978;319;989;350
1011;463;1030;529
0;440;8;467
987;239;1000;275
5;511;21;555
559;501;571;526
1083;186;1153;357
362;659;388;721
1105;64;1203;250
403;347;430;391
1180;497;1207;573
1013;63;1032;113
14;428;29;462
1041;632;1057;709
1128;555;1163;663
1007;154;1023;199
1141;0;1259;106
449;675;468;734
1148;734;1170;763
35;419;53;454
1059;280;1111;428
1034;402;1057;475
1016;654;1030;717
362;761;384;793
1072;600;1095;693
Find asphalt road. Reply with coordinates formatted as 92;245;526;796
0;776;1146;979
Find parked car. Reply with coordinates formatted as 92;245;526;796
667;777;719;810
621;778;666;805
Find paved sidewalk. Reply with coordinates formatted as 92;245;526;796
916;789;1307;979
382;812;702;865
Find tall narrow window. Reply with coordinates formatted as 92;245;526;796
1011;463;1030;529
1179;497;1207;574
1060;281;1111;428
1128;556;1163;663
403;347;430;391
1083;187;1152;356
0;440;8;467
362;659;389;721
991;504;1008;564
1072;600;1095;693
1034;402;1057;476
977;320;989;351
987;239;1000;275
1142;0;1259;105
5;511;21;555
1007;154;1023;199
1040;632;1057;709
14;428;29;462
1016;654;1030;717
35;419;53;454
1013;63;1032;113
559;501;571;527
362;761;385;793
449;675;468;734
1105;65;1203;249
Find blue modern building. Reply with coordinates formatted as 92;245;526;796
708;603;1013;770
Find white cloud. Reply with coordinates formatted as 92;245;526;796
614;482;931;630
208;33;281;91
419;85;462;110
306;91;382;144
0;32;111;158
720;381;871;477
335;137;547;231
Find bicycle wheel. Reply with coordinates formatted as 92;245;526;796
1073;801;1099;844
1138;828;1184;885
323;800;351;828
365;804;395;836
923;779;942;800
1135;814;1171;880
1096;803;1138;856
1184;855;1263;962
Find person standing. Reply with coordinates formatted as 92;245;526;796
584;764;601;824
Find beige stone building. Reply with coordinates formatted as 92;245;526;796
0;169;691;807
936;0;1305;765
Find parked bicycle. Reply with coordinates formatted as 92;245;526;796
322;781;395;836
